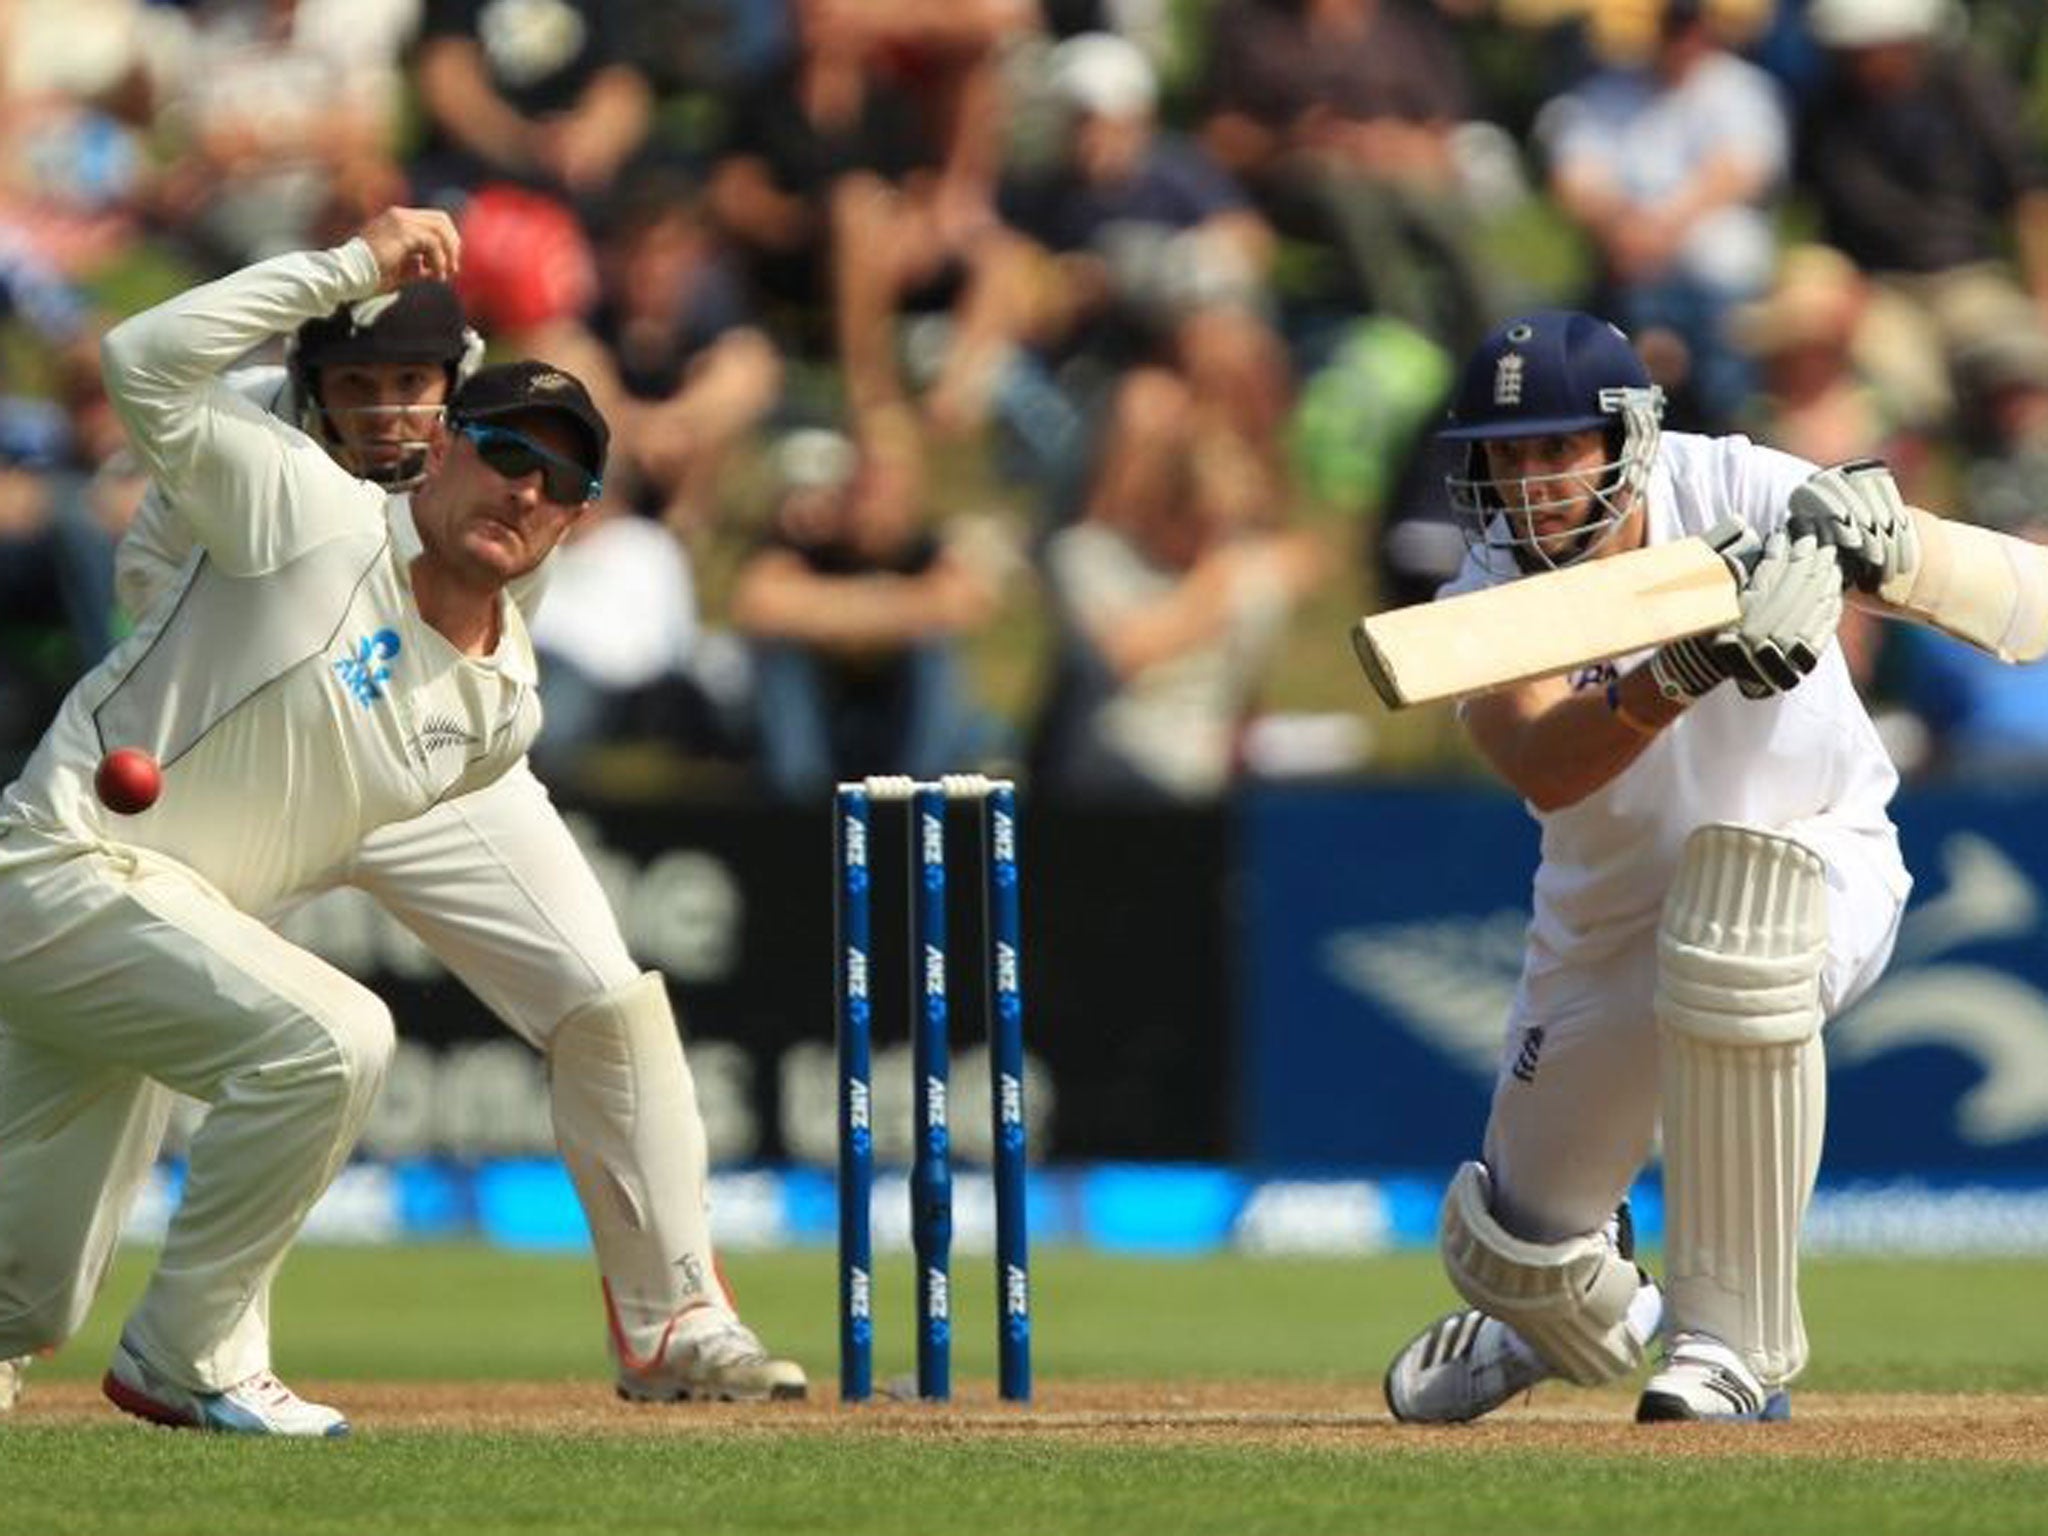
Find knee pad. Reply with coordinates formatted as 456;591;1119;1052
1658;824;1827;1050
1656;824;1828;1386
1439;1161;1647;1386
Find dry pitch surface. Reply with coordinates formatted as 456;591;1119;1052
16;1380;2048;1460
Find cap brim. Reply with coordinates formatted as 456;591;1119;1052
1438;413;1610;441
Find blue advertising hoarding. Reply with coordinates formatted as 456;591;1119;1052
1241;783;2048;1179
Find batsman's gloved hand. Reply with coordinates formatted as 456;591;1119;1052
1650;518;1761;702
1651;517;1843;701
1789;458;1918;595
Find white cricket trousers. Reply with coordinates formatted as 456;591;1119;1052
1483;819;1906;1246
0;832;392;1390
335;759;638;1043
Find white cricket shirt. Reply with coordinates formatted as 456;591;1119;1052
1440;430;1910;968
0;241;542;915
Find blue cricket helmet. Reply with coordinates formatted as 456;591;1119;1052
1441;310;1652;440
1440;311;1665;572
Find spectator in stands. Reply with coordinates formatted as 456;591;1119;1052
0;0;158;277
1796;0;2048;433
708;0;1034;414
509;166;783;539
0;338;142;760
1031;367;1327;800
149;0;413;265
1731;243;1922;474
1538;0;1788;431
409;0;651;208
727;412;1014;799
0;443;95;759
0;240;117;754
943;32;1293;514
526;493;718;779
1197;0;1497;353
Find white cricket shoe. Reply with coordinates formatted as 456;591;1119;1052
103;1334;349;1437
616;1310;807;1403
1635;1333;1789;1423
1384;1308;1552;1424
0;1355;25;1411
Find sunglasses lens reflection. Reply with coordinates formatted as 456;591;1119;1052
464;425;594;503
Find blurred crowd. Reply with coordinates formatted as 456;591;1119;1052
5;0;2048;799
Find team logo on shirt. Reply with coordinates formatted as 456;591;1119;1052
410;713;481;764
335;628;401;706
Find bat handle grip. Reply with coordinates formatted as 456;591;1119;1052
1702;516;1765;582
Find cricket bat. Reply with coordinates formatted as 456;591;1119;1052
1353;507;2048;709
1351;537;1739;709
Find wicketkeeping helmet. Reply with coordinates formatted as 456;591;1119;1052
290;281;484;488
1440;310;1663;574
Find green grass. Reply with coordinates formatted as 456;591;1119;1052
7;1245;2048;1535
28;1245;2048;1392
7;1432;2048;1536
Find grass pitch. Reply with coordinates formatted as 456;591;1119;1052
5;1245;2048;1535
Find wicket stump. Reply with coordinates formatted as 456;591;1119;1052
834;774;1032;1403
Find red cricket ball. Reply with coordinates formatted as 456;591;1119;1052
95;748;163;815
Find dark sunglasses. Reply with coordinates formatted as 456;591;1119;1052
454;421;601;504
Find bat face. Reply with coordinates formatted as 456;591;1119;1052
1353;537;1741;708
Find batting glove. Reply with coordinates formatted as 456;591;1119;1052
1790;458;1918;596
1652;518;1843;701
1649;518;1762;702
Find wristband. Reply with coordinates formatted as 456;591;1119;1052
1606;679;1661;738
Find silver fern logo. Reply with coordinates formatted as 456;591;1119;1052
1323;909;1527;1079
1321;832;2048;1147
1832;834;2048;1143
411;713;480;763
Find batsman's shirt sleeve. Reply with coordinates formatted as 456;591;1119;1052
100;240;385;574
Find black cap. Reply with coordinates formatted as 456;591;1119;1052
448;360;609;481
295;282;470;372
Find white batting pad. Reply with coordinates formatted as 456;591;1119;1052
1439;1161;1648;1386
1656;824;1827;1386
548;972;727;1365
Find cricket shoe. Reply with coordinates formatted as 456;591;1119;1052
1635;1333;1789;1423
1;1355;25;1411
616;1310;807;1403
1384;1309;1553;1424
102;1334;349;1437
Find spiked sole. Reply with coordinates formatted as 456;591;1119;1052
616;1378;809;1404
